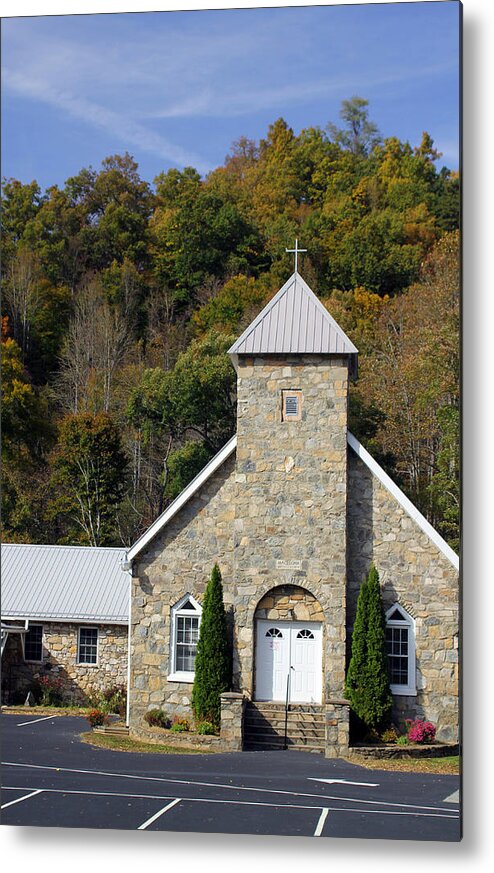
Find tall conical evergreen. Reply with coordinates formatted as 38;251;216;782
345;565;393;731
192;563;231;726
344;573;369;711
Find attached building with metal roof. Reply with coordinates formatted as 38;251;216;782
1;543;129;624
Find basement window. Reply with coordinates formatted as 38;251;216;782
282;390;302;421
168;594;202;683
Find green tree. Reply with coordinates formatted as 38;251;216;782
48;412;128;545
163;440;213;502
327;97;381;157
345;565;392;732
192;564;231;726
128;330;236;453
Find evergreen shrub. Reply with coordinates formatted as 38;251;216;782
345;564;393;732
192;563;231;727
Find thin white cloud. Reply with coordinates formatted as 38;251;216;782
2;10;459;177
4;68;211;174
146;61;457;120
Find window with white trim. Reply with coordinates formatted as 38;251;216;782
77;627;98;665
385;604;416;696
24;624;43;662
169;594;202;682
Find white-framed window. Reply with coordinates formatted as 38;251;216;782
168;594;202;683
385;604;416;696
24;624;43;662
77;627;98;665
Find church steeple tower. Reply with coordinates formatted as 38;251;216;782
228;270;358;376
229;269;358;705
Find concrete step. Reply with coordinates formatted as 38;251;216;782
244;729;325;744
248;703;323;714
244;716;325;731
244;713;325;727
244;739;324;754
93;725;130;736
244;701;326;754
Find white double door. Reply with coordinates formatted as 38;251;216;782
255;619;322;704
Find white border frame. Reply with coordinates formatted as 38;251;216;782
168;593;202;683
385;603;417;697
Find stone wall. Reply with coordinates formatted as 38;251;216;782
233;355;349;703
129;453;236;728
346;449;459;741
255;585;325;622
325;701;350;758
1;623;128;705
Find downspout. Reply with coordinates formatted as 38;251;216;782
120;554;133;728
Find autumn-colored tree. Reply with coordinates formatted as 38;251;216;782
356;231;459;543
0;115;459;546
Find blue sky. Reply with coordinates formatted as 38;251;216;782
1;2;460;191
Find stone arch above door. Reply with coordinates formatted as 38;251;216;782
254;585;325;623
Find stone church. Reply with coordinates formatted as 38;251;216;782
126;269;459;756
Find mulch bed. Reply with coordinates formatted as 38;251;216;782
347;742;459;759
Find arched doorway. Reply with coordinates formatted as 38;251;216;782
254;585;324;704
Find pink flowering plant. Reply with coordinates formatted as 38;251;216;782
35;675;65;706
405;718;436;743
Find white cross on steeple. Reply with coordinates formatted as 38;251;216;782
286;238;307;273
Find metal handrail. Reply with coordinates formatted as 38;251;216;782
283;666;294;750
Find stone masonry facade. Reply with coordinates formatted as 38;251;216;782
347;450;459;742
129;350;459;750
129;454;236;726
233;355;349;706
1;622;128;705
129;353;353;752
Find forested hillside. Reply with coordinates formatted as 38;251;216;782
1;99;460;550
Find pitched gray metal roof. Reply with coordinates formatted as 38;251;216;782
228;272;358;357
1;543;129;623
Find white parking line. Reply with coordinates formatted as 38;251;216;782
314;808;329;836
137;798;182;830
1;761;459;814
1;789;44;809
2;785;461;821
16;716;55;727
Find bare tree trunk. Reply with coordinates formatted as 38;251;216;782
3;248;40;360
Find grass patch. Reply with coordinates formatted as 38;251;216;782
1;705;91;717
80;731;209;755
346;753;460;775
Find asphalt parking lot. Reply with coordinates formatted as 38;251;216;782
1;714;461;841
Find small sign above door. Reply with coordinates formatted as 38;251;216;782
276;559;303;571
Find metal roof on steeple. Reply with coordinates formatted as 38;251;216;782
227;272;358;359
